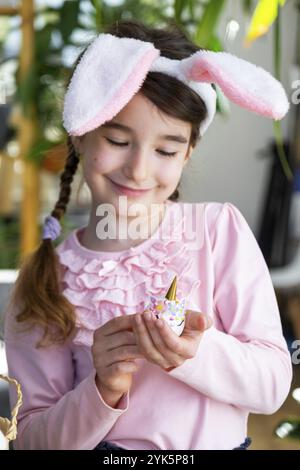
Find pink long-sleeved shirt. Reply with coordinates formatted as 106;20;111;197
4;201;292;449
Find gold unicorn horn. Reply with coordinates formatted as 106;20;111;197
165;276;177;301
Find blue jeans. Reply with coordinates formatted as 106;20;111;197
94;437;252;450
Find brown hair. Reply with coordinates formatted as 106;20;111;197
10;20;207;346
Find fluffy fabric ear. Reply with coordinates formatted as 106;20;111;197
180;50;289;120
63;34;160;136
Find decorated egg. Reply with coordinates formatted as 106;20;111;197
144;276;186;336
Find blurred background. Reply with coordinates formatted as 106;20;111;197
0;0;300;449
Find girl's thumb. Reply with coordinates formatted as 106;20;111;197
185;311;213;331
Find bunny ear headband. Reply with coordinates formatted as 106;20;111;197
63;33;289;138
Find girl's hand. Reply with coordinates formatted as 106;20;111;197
92;314;143;405
132;310;213;371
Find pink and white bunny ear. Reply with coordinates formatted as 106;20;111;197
180;50;289;120
63;34;160;136
63;34;289;139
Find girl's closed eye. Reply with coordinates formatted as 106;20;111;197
105;137;127;147
105;137;177;158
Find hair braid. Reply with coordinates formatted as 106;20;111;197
52;137;80;221
10;137;80;347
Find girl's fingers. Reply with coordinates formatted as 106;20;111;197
93;331;137;360
106;345;144;368
142;311;183;365
153;319;190;357
106;331;137;351
133;314;168;368
108;361;139;375
99;314;136;337
184;310;213;332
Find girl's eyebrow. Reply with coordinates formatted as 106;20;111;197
102;121;188;144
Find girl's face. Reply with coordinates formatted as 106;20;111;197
72;92;194;217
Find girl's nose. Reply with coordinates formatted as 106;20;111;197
123;147;150;183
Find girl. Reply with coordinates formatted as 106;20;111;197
4;19;292;450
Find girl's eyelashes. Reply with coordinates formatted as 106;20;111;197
157;149;177;158
106;137;127;147
105;137;177;158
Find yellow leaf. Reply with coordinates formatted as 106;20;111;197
245;0;280;46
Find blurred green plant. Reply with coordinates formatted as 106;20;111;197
0;218;20;269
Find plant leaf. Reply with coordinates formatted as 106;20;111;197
195;0;227;48
174;0;186;23
57;0;80;43
245;0;286;45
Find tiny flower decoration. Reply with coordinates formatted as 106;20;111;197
144;276;187;336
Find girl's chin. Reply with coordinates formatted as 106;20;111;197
110;197;164;219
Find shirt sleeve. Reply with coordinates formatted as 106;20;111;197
168;202;292;414
4;309;129;450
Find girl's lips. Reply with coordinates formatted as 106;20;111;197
108;179;152;197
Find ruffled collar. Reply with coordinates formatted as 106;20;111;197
56;201;203;346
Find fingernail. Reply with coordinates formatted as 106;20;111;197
144;311;151;322
156;319;164;328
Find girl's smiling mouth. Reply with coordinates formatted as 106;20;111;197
108;178;154;197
